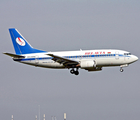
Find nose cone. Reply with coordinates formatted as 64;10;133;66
133;55;138;62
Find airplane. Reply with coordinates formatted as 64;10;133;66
3;28;138;75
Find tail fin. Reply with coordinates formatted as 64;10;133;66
9;28;46;55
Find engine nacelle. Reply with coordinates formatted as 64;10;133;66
80;60;96;69
86;67;102;71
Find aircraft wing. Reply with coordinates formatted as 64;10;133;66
47;54;79;67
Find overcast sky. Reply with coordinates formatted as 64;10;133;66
0;0;140;120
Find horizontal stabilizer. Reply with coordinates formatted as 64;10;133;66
3;52;25;58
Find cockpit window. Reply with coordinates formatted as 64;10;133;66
124;53;131;55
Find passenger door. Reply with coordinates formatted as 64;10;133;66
115;52;119;60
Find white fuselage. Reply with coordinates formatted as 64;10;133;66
6;28;138;75
14;49;138;69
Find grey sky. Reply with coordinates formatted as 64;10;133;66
0;0;140;120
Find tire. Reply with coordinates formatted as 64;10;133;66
70;69;74;74
120;69;124;72
74;71;79;75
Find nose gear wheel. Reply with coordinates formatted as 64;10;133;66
120;68;124;72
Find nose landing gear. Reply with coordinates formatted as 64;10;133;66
120;68;124;72
70;68;79;75
120;64;128;72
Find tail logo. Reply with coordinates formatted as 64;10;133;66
16;37;26;46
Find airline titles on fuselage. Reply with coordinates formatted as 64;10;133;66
85;51;110;55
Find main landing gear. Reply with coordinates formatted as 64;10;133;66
70;68;79;75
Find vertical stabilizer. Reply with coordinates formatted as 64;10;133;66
9;28;46;55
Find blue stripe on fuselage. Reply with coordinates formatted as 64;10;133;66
13;54;130;62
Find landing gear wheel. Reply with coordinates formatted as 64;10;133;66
74;71;79;75
120;68;124;72
70;69;74;74
70;68;79;75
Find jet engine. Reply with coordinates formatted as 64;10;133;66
80;60;96;69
